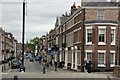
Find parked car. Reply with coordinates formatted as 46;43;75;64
29;56;34;62
35;55;40;61
11;60;21;69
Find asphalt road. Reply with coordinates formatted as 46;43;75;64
10;58;51;73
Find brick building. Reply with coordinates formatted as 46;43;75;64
0;27;19;72
46;0;120;71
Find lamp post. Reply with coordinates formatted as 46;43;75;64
81;8;85;72
22;0;25;66
20;0;26;72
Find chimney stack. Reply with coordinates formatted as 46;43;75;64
71;2;77;14
111;0;119;2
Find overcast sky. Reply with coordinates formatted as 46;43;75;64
1;0;110;43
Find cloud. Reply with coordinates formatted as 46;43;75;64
1;0;80;42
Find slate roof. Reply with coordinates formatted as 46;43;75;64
81;0;108;2
82;2;119;7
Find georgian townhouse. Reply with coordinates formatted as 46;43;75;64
13;38;18;58
0;27;18;72
59;3;84;70
82;1;119;71
47;29;56;54
0;28;4;59
54;0;120;71
0;28;7;71
46;0;120;71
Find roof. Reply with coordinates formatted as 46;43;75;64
81;2;119;7
81;0;108;2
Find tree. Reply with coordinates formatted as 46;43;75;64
26;37;40;52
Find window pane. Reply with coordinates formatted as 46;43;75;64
87;29;92;43
87;52;92;60
110;53;114;64
87;29;92;33
111;29;115;43
98;53;104;64
98;9;104;20
99;29;105;34
99;29;105;42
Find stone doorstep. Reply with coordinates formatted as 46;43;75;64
60;68;81;72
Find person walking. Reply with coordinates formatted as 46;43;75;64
41;55;47;74
50;59;55;71
87;60;92;73
84;58;88;73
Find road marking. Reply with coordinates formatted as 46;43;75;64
7;69;12;72
0;73;9;74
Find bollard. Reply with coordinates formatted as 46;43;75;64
14;76;18;80
54;62;57;71
55;66;57;71
43;66;45;74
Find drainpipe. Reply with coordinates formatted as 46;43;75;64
81;8;85;72
118;1;120;65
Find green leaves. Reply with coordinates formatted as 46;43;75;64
26;37;41;52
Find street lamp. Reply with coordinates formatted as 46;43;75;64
20;0;26;72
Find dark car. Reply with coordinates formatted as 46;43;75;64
11;60;21;69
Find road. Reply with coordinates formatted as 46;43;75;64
9;58;51;73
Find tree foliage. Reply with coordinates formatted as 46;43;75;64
26;37;40;52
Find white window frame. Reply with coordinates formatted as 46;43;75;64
98;50;106;67
98;9;104;20
111;27;116;45
110;51;115;67
98;26;106;45
86;27;92;45
85;50;92;60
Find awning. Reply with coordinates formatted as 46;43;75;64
48;51;60;55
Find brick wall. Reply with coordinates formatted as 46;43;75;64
113;66;120;78
105;9;118;20
85;8;118;21
85;9;97;20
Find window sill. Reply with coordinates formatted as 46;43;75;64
98;64;106;67
98;42;106;45
110;64;115;67
86;42;92;45
111;43;115;45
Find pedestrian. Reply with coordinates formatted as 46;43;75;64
51;59;54;71
41;57;47;74
87;60;92;73
85;60;89;73
84;58;88;73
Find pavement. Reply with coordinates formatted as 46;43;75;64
1;68;120;80
1;59;120;80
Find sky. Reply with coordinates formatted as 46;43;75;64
1;0;110;43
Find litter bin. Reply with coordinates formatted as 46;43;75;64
43;66;45;74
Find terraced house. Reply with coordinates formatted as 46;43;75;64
46;0;120;72
0;27;19;72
